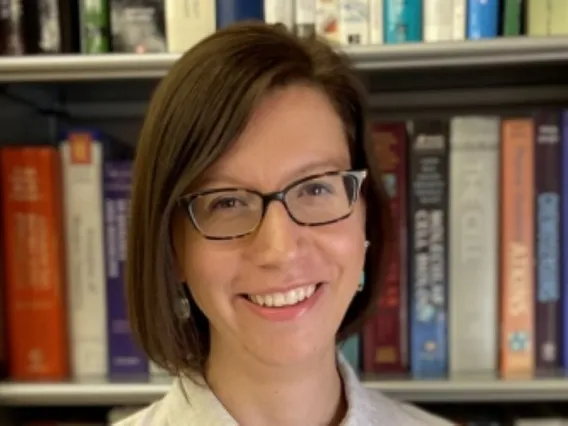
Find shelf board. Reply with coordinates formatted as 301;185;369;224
3;376;568;405
0;36;567;83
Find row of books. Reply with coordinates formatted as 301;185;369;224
360;110;567;380
0;109;567;383
1;0;567;57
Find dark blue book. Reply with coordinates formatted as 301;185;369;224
216;0;264;29
104;160;149;380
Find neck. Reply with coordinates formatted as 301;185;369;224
205;334;346;426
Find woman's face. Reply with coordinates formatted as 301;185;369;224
174;84;367;367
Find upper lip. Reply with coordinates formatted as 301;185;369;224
244;281;322;296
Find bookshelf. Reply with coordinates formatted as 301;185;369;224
0;36;567;82
4;376;568;406
2;35;568;425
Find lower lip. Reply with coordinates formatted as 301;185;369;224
242;284;324;322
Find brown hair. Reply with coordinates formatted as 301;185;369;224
126;21;392;377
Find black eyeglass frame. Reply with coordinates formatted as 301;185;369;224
178;169;368;241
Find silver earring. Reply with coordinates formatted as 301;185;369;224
175;292;191;321
358;240;369;292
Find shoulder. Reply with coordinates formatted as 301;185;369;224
338;354;452;425
111;391;175;426
112;403;160;426
363;388;454;425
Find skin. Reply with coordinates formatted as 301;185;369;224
173;83;367;426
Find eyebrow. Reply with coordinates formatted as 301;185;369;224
198;157;351;190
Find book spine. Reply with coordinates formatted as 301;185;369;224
78;0;110;53
526;0;550;36
384;0;422;43
549;0;568;35
339;334;360;369
363;122;407;374
534;112;561;372
466;0;499;39
165;0;216;53
294;0;316;37
0;146;69;380
0;0;26;54
562;110;568;371
368;0;383;44
104;161;149;379
60;130;108;378
338;0;369;45
423;0;453;42
316;0;340;44
263;0;294;29
110;0;166;53
408;119;449;378
448;116;499;375
500;118;535;378
502;0;523;36
451;0;466;40
215;0;264;29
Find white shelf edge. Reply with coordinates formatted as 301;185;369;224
0;36;567;82
3;377;568;405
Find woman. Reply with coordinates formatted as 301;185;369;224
118;22;452;426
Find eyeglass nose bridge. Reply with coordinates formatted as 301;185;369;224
257;189;304;226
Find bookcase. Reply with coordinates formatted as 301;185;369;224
1;36;568;424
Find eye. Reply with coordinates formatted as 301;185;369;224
299;182;334;197
209;197;246;211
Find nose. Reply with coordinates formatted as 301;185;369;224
247;200;300;268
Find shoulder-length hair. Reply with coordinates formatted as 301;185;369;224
126;22;392;377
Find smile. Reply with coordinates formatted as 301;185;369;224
246;283;320;308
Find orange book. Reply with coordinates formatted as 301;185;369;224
499;118;535;378
0;146;69;380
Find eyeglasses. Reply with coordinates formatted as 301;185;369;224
178;169;367;240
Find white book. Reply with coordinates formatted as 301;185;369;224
449;116;499;375
423;0;454;42
316;0;340;44
295;0;316;37
339;0;370;45
165;0;216;53
264;0;295;29
452;0;466;40
60;134;107;378
368;0;383;44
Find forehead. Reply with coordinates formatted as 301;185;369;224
203;84;351;190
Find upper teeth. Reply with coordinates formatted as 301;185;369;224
249;284;317;307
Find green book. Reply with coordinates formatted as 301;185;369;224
503;0;523;36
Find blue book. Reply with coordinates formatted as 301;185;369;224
384;0;422;43
216;0;264;29
104;161;149;380
561;110;568;371
339;335;360;370
467;0;500;39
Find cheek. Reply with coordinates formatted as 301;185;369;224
315;205;366;277
179;225;240;302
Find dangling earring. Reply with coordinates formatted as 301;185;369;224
358;271;365;292
175;285;191;321
358;240;369;292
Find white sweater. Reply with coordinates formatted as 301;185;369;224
115;355;453;425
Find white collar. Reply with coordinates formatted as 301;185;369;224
139;353;450;425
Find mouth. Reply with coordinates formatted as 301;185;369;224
242;282;324;308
